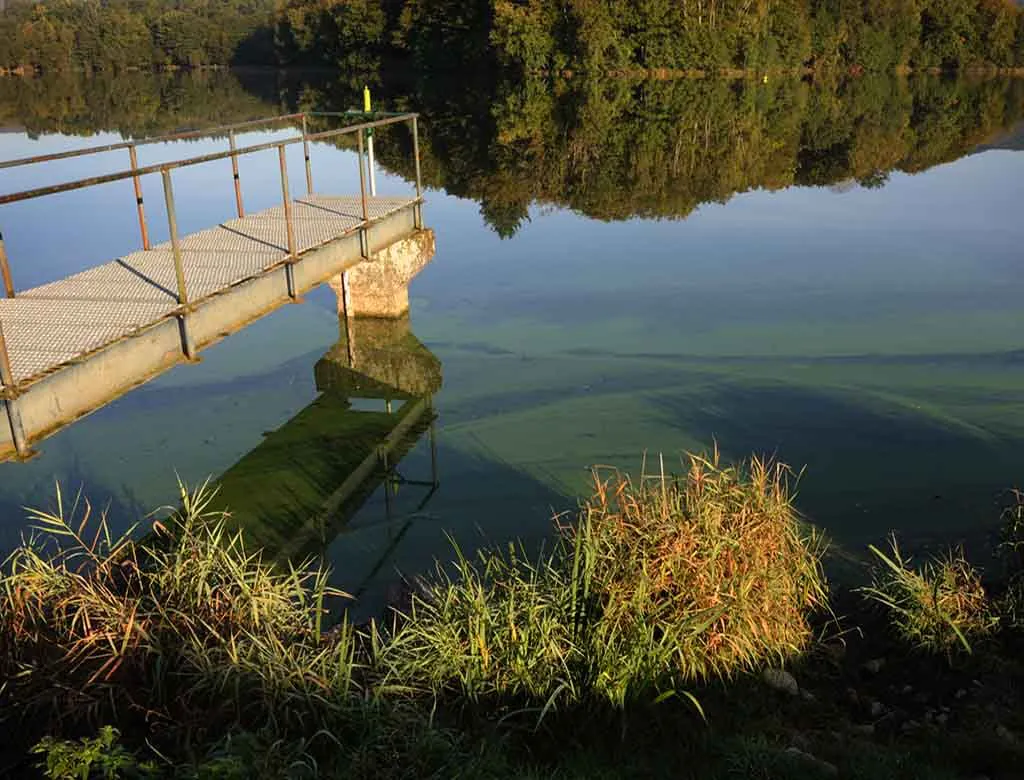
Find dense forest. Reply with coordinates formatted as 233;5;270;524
276;0;1024;73
0;0;275;72
2;0;1024;74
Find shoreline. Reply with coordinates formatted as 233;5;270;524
4;64;1024;80
2;462;1022;778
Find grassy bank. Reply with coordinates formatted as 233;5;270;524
2;456;1023;778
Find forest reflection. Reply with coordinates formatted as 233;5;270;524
2;70;1022;237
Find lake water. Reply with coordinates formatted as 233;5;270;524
0;71;1022;603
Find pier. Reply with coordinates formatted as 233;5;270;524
0;111;429;461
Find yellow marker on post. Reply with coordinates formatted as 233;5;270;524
364;85;377;197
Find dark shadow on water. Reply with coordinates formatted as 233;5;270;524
650;380;1021;561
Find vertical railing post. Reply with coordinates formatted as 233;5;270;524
357;130;370;259
0;231;15;298
279;144;299;300
0;319;16;395
0;319;28;457
412;116;423;229
161;168;195;359
229;132;245;219
301;114;313;196
364;87;377;197
128;145;151;250
429;410;439;487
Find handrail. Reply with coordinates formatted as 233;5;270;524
0;113;308;171
0;107;426;427
0;113;419;207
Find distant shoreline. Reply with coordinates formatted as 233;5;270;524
4;63;1024;80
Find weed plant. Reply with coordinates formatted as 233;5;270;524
861;538;998;656
381;453;827;712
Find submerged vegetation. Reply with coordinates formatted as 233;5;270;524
1;456;1023;777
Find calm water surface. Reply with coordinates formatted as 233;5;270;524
0;72;1021;601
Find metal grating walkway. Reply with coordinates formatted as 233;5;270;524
1;195;411;385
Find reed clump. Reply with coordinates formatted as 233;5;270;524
381;453;828;710
0;481;360;746
861;538;998;656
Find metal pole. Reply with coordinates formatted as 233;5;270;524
229;132;245;218
412;116;423;199
356;131;370;259
128;145;151;250
301;115;313;196
381;445;392;522
0;320;28;457
161;168;196;360
161;169;189;308
0;319;16;393
429;413;438;487
0;231;14;298
279;145;299;300
412;116;423;229
365;87;377;197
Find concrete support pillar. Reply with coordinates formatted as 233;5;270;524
328;229;435;319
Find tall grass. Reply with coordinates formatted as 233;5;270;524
381;453;827;712
0;481;358;746
861;538;998;656
2;455;827;771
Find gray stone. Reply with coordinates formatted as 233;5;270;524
869;700;886;718
763;667;800;696
784;747;839;777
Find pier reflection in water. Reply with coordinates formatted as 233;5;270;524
0;212;442;602
214;312;442;569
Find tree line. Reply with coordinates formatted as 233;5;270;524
0;0;275;72
3;0;1023;74
275;0;1024;73
0;69;274;136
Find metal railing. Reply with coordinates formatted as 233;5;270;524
0;110;425;401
